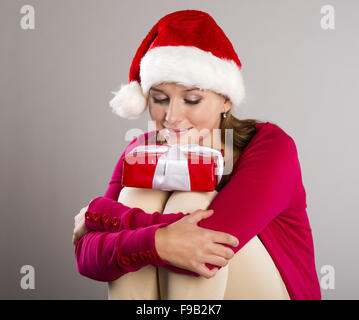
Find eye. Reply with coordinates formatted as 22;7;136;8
184;99;201;105
153;97;168;104
152;97;201;105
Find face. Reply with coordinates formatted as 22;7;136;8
147;82;232;148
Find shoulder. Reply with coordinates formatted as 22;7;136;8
251;121;298;155
255;121;295;143
236;121;300;173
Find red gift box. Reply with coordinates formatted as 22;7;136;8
121;143;224;191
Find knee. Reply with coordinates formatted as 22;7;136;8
167;190;218;202
163;190;218;214
118;187;171;213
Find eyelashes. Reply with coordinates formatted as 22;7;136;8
152;97;201;105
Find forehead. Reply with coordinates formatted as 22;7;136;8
150;82;206;93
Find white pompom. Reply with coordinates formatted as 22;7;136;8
109;81;147;119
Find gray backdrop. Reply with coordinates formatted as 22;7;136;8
1;0;358;299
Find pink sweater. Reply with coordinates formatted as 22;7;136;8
75;122;321;300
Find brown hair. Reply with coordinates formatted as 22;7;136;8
215;109;264;191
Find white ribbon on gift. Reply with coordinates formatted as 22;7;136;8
126;143;224;191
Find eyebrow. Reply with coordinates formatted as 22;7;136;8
149;87;201;93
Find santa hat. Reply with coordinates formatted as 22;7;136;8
109;9;246;119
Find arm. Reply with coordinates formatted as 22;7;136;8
85;196;189;233
201;127;300;270
75;223;200;282
75;224;166;282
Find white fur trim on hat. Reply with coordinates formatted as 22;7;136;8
109;81;147;119
140;45;246;112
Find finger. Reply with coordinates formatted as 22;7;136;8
74;207;86;221
73;220;80;228
210;243;235;260
72;230;79;243
73;234;79;245
204;255;229;268
75;210;83;219
188;209;214;224
197;263;218;279
211;230;239;247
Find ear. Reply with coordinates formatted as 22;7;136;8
223;97;232;113
146;91;150;106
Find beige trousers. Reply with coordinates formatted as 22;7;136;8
107;187;290;300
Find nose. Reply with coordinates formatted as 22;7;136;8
165;98;183;126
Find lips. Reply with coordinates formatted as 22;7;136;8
164;127;193;136
172;127;192;132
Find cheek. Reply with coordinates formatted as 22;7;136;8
149;104;166;122
188;104;220;129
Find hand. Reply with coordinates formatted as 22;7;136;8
155;209;239;279
72;205;89;245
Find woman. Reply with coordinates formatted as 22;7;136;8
73;10;321;300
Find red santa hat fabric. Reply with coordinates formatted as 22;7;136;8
109;9;246;119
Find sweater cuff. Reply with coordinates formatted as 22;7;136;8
113;222;173;270
147;223;173;268
84;197;106;232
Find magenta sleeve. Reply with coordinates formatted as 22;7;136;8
75;224;200;281
75;223;167;282
102;134;139;201
85;196;190;233
201;128;300;271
